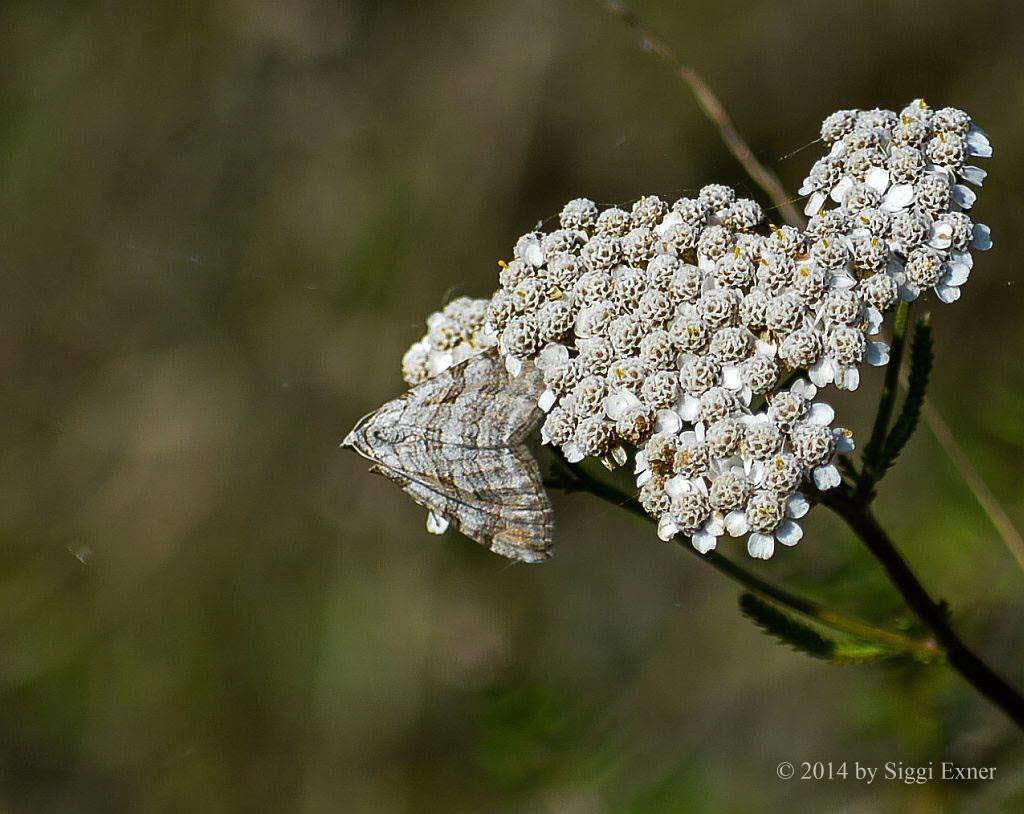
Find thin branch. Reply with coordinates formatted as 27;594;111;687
914;392;1024;573
553;455;935;658
596;0;1024;725
599;0;804;228
560;455;1024;728
818;486;1024;730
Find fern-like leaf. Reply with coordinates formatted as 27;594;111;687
740;594;893;664
740;593;838;660
877;314;933;475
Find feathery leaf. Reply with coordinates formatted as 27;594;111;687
740;593;837;660
877;314;933;475
740;593;892;664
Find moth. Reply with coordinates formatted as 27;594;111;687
343;349;554;563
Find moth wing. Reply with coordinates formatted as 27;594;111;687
344;350;554;562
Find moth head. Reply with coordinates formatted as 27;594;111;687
341;410;382;462
342;405;408;463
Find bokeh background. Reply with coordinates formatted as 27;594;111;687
3;0;1024;810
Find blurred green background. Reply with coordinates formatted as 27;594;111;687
3;0;1024;811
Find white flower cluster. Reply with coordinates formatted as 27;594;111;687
400;101;992;559
401;296;496;386
483;182;873;559
802;99;992;305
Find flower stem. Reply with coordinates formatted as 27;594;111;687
817;486;1024;730
594;0;1024;726
858;300;912;499
550;455;934;658
551;454;1024;729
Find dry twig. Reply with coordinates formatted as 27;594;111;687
600;0;804;228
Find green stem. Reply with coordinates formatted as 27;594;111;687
556;455;1024;730
551;456;934;658
818;486;1024;731
858;300;912;499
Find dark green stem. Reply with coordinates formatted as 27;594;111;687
553;455;1024;730
858;300;911;499
818;486;1024;730
551;456;933;657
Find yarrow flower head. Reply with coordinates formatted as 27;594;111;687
402;296;496;385
400;100;992;559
